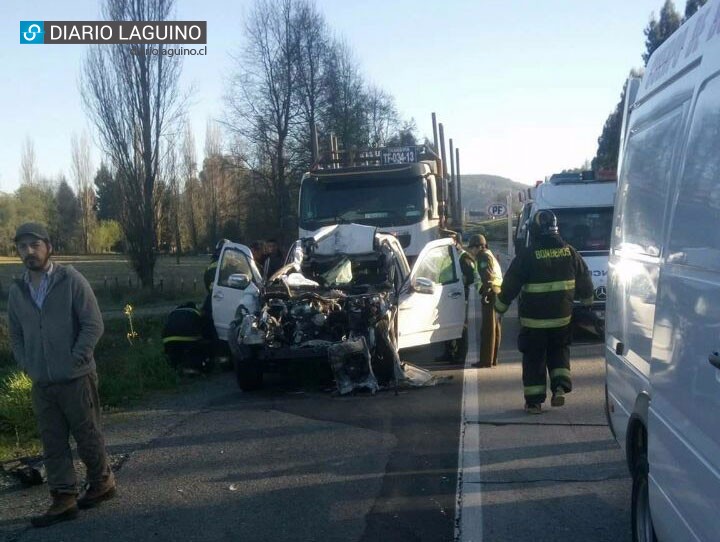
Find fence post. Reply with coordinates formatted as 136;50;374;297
180;278;184;292
159;278;163;292
104;276;108;289
193;278;197;292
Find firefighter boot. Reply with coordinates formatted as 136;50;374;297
31;492;79;528
551;388;566;407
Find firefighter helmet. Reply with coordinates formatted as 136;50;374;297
531;210;559;236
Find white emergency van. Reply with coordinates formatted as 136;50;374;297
515;173;616;335
605;1;720;540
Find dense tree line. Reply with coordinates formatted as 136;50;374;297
0;170;122;257
592;0;707;172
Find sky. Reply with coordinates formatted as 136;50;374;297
0;0;669;191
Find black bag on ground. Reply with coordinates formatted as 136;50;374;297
162;302;214;372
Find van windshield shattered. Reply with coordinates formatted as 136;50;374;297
553;207;613;253
299;176;425;230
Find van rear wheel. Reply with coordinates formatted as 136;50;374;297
631;453;657;542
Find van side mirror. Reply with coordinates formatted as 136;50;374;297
228;273;251;290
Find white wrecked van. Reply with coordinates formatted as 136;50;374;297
605;1;720;540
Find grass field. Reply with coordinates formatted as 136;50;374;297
0;254;210;311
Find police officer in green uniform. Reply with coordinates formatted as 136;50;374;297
495;210;593;414
468;234;503;368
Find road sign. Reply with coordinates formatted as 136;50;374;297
487;203;507;217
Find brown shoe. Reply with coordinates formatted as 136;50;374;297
31;492;79;528
77;482;117;509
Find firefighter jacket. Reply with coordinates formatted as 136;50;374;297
476;248;503;297
494;235;593;329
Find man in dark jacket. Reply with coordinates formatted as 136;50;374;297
8;223;115;527
494;211;593;414
263;238;284;280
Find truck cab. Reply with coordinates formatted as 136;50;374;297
298;146;445;261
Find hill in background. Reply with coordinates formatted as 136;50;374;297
459;174;530;216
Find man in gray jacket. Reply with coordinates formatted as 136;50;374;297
8;223;116;528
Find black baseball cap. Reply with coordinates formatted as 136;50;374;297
13;222;50;243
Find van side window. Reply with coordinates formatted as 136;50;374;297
218;248;253;287
614;109;683;256
415;246;458;285
668;76;720;271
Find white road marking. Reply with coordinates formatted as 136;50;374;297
455;288;483;542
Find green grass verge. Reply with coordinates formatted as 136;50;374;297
0;314;179;463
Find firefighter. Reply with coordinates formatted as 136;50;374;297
467;234;503;368
495;210;593;414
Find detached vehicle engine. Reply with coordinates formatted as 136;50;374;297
229;224;406;393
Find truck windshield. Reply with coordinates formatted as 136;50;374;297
299;176;426;230
553;207;613;253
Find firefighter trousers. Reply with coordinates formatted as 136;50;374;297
517;325;572;405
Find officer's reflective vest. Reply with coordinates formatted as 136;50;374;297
477;249;502;293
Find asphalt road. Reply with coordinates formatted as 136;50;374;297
1;304;631;542
458;303;631;542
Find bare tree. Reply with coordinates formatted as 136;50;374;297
165;141;182;262
82;0;185;287
20;137;39;186
323;40;369;153
180;122;201;250
366;86;398;148
201;120;223;246
226;0;302;244
294;1;330;163
70;132;95;253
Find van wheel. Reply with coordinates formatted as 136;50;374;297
631;453;657;542
234;345;263;391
